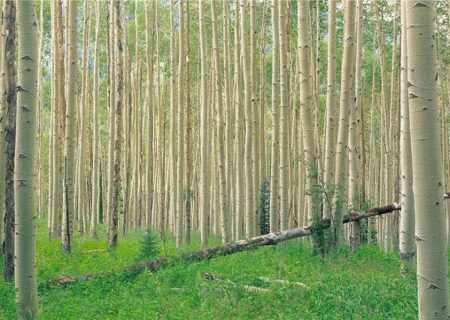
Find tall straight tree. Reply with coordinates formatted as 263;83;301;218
91;0;101;239
332;0;356;249
62;0;78;253
399;0;414;273
405;1;449;318
269;0;280;232
323;0;337;219
278;0;289;231
240;0;255;237
198;0;208;247
297;0;320;233
145;0;154;228
211;0;229;243
109;0;123;249
1;0;15;282
15;0;39;317
175;0;185;247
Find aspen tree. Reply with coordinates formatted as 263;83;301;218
77;0;90;234
91;0;101;239
250;0;260;236
405;1;449;318
234;0;244;240
106;0;116;234
269;0;280;232
298;0;320;250
199;0;209;247
145;0;154;228
36;0;44;220
0;0;5;250
132;0;140;229
2;0;16;281
169;0;177;235
240;0;255;237
211;0;229;243
175;0;185;247
47;0;55;236
109;0;123;249
332;0;356;249
62;0;78;253
323;0;336;219
185;0;192;244
50;0;65;238
15;0;39;316
278;0;289;231
398;0;415;273
349;0;363;251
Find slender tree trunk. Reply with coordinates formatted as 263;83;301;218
15;0;39;316
332;0;356;249
62;0;78;253
405;2;449;318
199;0;209;247
349;0;363;251
234;0;244;241
91;0;101;239
109;0;123;249
145;0;154;229
2;0;16;281
36;0;44;220
240;0;255;238
278;0;289;231
398;0;415;274
77;0;90;235
184;0;192;245
211;0;229;243
269;0;280;232
298;0;321;252
323;0;336;218
175;0;185;247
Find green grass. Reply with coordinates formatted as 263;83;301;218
1;220;419;319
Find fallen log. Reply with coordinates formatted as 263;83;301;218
48;203;401;286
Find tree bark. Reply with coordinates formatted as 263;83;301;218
62;0;78;253
405;1;449;318
15;0;39;316
2;0;16;282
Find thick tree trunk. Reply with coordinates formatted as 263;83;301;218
15;0;39;317
405;1;450;318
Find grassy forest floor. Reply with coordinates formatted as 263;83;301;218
0;220;421;319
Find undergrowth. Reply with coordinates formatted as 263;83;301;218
0;219;425;319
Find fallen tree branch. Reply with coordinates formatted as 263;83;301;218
259;276;307;288
202;272;270;293
47;203;402;286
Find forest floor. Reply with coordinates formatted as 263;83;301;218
0;220;420;319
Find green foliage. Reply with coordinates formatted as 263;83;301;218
0;220;423;320
136;228;160;262
259;180;270;235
